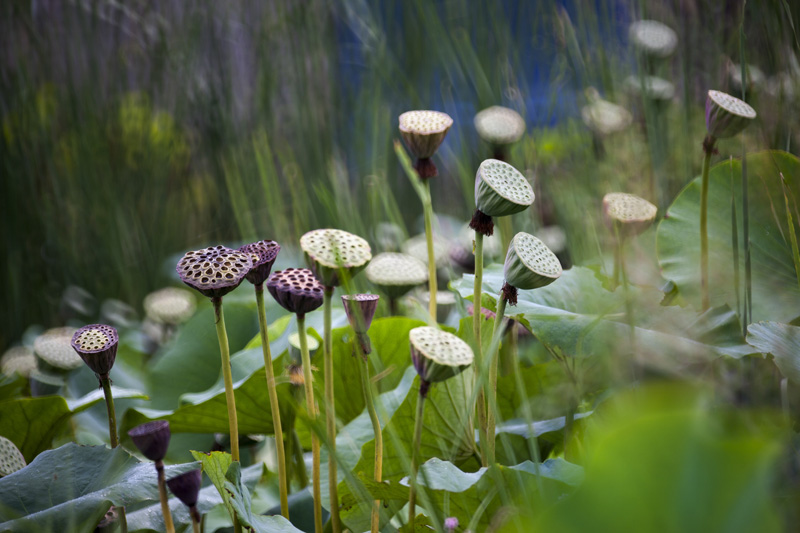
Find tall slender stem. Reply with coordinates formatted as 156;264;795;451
423;181;437;324
358;346;382;533
100;375;127;533
472;231;489;466
255;286;289;519
408;390;427;530
156;462;176;533
212;297;240;462
297;315;323;533
322;287;340;533
486;295;508;465
700;143;713;311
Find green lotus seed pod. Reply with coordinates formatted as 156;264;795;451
582;88;632;136
1;346;37;378
504;232;563;291
402;233;450;269
365;252;428;299
705;90;756;140
300;228;372;287
602;192;658;238
0;436;26;477
398;110;453;160
473;106;526;146
629;20;678;59
144;287;196;325
474;159;534;218
409;326;473;396
33;327;82;374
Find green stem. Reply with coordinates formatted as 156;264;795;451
255;286;289;519
423;180;437;324
358;345;382;533
156;462;176;533
298;315;323;533
510;343;545;499
700;143;713;311
212;297;240;462
473;231;489;466
322;287;340;533
486;296;508;465
408;390;427;530
100;376;127;533
291;429;309;489
191;514;201;533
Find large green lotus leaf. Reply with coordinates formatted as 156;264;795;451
0;443;196;532
0;386;147;462
657;150;800;323
747;321;800;384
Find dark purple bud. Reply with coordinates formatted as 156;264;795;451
238;240;281;286
176;246;253;299
70;324;119;376
166;469;203;508
342;294;380;355
128;420;171;462
266;268;324;317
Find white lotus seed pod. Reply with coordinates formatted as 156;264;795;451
728;63;765;93
629;20;678;59
144;287;196;325
474;159;534;218
33;327;82;373
581;88;632;136
0;436;26;477
602;193;658;238
365;252;428;299
409;326;473;395
398;110;454;159
504;233;563;292
624;75;675;101
1;346;37;378
300;228;372;287
705;90;756;140
402;233;450;269
474;106;526;146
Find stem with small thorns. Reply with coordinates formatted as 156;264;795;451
358;343;382;533
100;375;127;533
700;137;715;311
212;297;240;462
423;181;437;324
408;388;428;530
473;231;489;466
322;287;340;533
297;314;323;533
486;295;508;465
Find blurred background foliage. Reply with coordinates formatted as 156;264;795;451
1;0;799;350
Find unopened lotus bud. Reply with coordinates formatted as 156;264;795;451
705;90;756;141
1;346;37;378
474;106;526;148
470;159;534;237
602;192;658;238
238;240;281;286
70;324;119;377
409;327;473;397
301;229;372;287
503;233;562;303
0;436;26;477
628;20;678;59
34;327;82;374
365;252;428;299
128;420;171;462
342;294;380;355
176;246;253;299
144;287;196;325
399;110;454;179
266;268;324;317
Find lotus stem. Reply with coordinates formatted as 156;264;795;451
212;297;240;462
322;287;340;533
255;285;289;519
486;295;508;465
100;375;128;533
291;428;308;488
297;314;323;533
156;461;176;533
700;139;714;311
423;181;437;324
190;510;201;533
473;231;489;466
408;388;427;530
358;344;382;533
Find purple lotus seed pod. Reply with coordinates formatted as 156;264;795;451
445;517;459;532
705;90;756;140
127;420;171;462
70;324;119;376
238;240;281;286
166;469;203;508
266;268;325;317
176;246;253;299
342;294;380;355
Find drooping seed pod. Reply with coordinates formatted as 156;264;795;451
581;88;633;136
166;468;203;508
266;268;325;317
409;327;474;397
342;294;380;355
33;327;82;374
470;159;534;236
398;110;454;179
238;240;281;286
70;324;119;376
176;246;253;299
1;346;37;378
474;106;526;148
365;252;428;299
628;20;678;59
144;288;196;326
602;192;658;238
0;436;26;477
128;420;171;462
503;233;563;303
300;229;372;288
705;90;757;140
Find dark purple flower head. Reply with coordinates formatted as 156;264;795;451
341;294;379;334
238;240;281;286
266;268;324;317
167;469;203;508
176;246;253;299
70;324;119;376
128;420;171;462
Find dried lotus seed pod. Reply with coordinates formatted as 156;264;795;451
167;469;203;508
342;294;380;355
144;287;196;325
503;233;562;300
266;268;325;317
399;110;454;179
470;159;534;236
602;193;658;238
705;90;756;140
365;252;428;299
238;240;281;286
71;324;119;376
34;327;82;373
0;436;26;477
300;229;372;287
1;346;37;378
176;246;253;299
128;420;171;462
473;106;526;147
628;20;678;59
409;326;473;396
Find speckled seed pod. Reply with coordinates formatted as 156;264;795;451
402;233;450;269
365;252;428;299
602;193;658;238
705;90;757;140
166;469;203;508
266;268;325;317
300;229;372;287
581;88;633;136
504;233;562;294
238;240;281;286
128;420;171;462
176;246;253;299
33;327;82;374
409;327;474;397
0;436;26;477
628;20;678;58
471;159;534;236
474;106;526;146
399;110;454;179
144;287;196;325
624;75;675;102
342;294;380;355
1;346;37;378
71;324;119;376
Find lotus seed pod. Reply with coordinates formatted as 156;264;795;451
167;469;203;508
144;287;196;325
60;285;96;318
70;324;119;376
473;106;526;146
628;20;678;58
0;436;26;477
449;244;475;271
624;75;675;102
374;222;406;252
504;232;563;292
705;90;756;140
176;245;253;299
288;331;320;367
266;268;325;317
33;327;82;373
238;240;281;286
100;299;138;329
1;346;37;378
728;63;766;93
399;110;454;179
409;327;473;396
342;293;380;355
602;193;658;238
402;233;449;269
128;420;171;462
300;229;372;287
29;370;64;396
474;159;534;219
420;291;457;324
581;88;633;136
365;252;428;299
